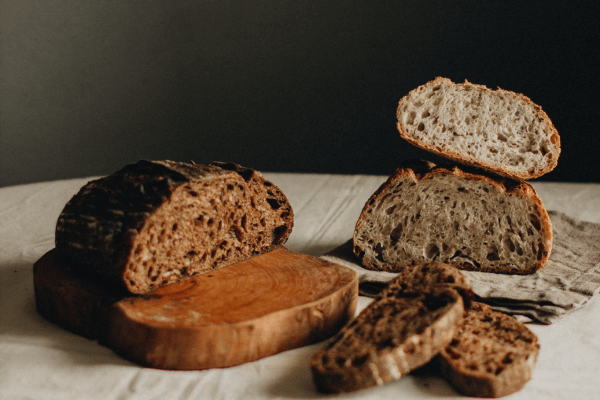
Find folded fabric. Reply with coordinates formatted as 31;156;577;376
321;211;600;324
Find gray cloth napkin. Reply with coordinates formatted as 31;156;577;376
321;211;600;324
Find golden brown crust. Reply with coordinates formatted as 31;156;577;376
396;77;561;180
353;160;553;274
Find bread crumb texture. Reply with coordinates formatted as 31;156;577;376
438;302;539;397
353;160;552;274
310;263;471;393
397;77;560;180
55;160;293;294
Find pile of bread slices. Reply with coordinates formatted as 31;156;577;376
310;77;560;397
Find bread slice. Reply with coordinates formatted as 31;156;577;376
55;160;294;294
353;160;552;274
437;302;539;398
34;247;359;370
310;262;472;393
396;77;560;180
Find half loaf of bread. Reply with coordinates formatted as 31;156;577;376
55;160;294;294
353;160;552;274
397;77;560;180
437;302;539;398
310;262;472;393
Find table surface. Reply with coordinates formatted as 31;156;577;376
1;173;600;400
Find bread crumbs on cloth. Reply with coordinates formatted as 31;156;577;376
321;211;600;324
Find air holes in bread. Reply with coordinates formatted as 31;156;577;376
529;214;541;231
486;246;500;261
271;225;289;245
267;198;281;210
504;236;516;252
425;243;440;259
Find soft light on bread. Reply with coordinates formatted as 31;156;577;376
310;262;472;393
397;77;560;180
437;302;539;398
55;160;294;294
353;160;552;274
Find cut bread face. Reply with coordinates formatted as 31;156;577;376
353;160;552;274
437;302;539;398
55;160;294;294
397;77;560;180
310;262;472;393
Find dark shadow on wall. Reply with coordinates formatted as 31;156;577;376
1;1;599;186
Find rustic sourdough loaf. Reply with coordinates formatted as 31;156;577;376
353;160;552;274
310;262;472;393
437;302;539;398
55;160;293;294
397;77;560;180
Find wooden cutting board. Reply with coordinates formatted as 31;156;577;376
34;246;358;370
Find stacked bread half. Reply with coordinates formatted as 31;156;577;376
355;77;559;275
312;77;557;396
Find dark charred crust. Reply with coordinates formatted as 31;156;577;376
55;160;294;294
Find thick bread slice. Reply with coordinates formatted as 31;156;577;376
437;302;539;398
55;160;293;294
310;262;472;393
397;77;560;180
353;160;552;274
34;247;359;370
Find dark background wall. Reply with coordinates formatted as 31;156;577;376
1;1;598;186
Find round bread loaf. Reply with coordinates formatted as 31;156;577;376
55;160;294;294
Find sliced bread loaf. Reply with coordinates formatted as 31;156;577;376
437;302;539;398
55;160;293;294
353;160;552;274
310;262;472;393
396;77;560;180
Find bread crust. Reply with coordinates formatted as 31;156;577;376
353;160;553;274
310;262;472;393
55;160;294;294
397;77;561;180
437;302;539;398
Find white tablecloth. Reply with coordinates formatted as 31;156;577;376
1;174;599;400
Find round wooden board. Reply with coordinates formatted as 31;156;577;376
34;247;358;370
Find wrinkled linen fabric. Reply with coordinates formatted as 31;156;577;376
322;211;600;324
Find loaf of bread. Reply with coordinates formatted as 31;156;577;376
437;302;539;398
353;159;552;274
310;262;472;393
55;160;294;294
396;77;560;180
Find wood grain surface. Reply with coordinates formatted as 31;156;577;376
34;246;358;370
